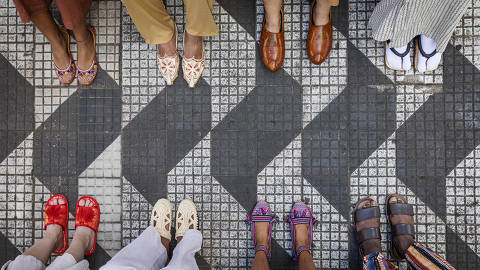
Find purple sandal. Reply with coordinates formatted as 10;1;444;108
285;201;318;261
245;201;279;260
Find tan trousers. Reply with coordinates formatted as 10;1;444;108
121;0;218;45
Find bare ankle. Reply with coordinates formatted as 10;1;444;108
161;237;170;250
313;0;331;26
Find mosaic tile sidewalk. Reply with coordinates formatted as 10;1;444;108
1;0;480;269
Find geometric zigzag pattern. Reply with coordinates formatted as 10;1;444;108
1;0;479;269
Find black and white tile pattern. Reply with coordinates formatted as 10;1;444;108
1;0;480;269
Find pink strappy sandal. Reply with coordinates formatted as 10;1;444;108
77;26;98;86
245;201;279;260
54;26;76;85
285;201;318;261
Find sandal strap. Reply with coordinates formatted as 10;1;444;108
417;37;437;58
249;215;277;223
357;227;381;243
295;246;310;260
355;206;380;222
387;40;411;58
256;245;270;259
387;203;414;216
290;216;314;224
392;223;415;237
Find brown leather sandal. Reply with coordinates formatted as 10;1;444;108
353;197;382;256
386;194;415;260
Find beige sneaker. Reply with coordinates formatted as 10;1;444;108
175;199;198;239
151;198;173;241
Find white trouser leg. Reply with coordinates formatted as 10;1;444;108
2;255;45;270
162;229;202;270
46;254;89;270
100;226;168;270
45;253;88;270
3;254;88;270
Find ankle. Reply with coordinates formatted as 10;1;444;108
161;237;170;251
51;32;66;49
295;239;309;251
44;231;60;244
255;239;269;249
74;228;93;251
313;2;330;25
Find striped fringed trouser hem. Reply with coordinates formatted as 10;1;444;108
363;243;456;270
405;242;456;270
363;252;398;270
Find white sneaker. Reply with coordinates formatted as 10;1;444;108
415;34;441;72
385;41;411;71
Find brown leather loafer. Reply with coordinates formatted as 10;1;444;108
260;8;285;72
307;0;333;65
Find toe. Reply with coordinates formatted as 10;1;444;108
87;198;94;207
79;198;86;207
57;197;66;205
50;198;58;206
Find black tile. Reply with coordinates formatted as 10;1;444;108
0;54;34;163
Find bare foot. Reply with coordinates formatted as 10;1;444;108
158;31;177;58
176;211;196;243
313;0;331;26
253;222;269;253
45;197;65;251
75;197;96;253
355;198;381;255
76;27;96;71
264;6;282;33
183;32;203;59
294;223;309;252
51;29;71;70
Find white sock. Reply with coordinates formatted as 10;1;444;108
385;42;411;71
417;35;441;72
419;35;437;54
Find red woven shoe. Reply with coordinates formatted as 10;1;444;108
44;194;69;254
75;196;100;256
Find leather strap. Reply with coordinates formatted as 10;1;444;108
388;40;411;57
388;203;414;216
357;227;381;243
355;207;380;222
392;223;415;237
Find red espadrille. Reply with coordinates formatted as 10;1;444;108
44;194;69;254
75;196;100;256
